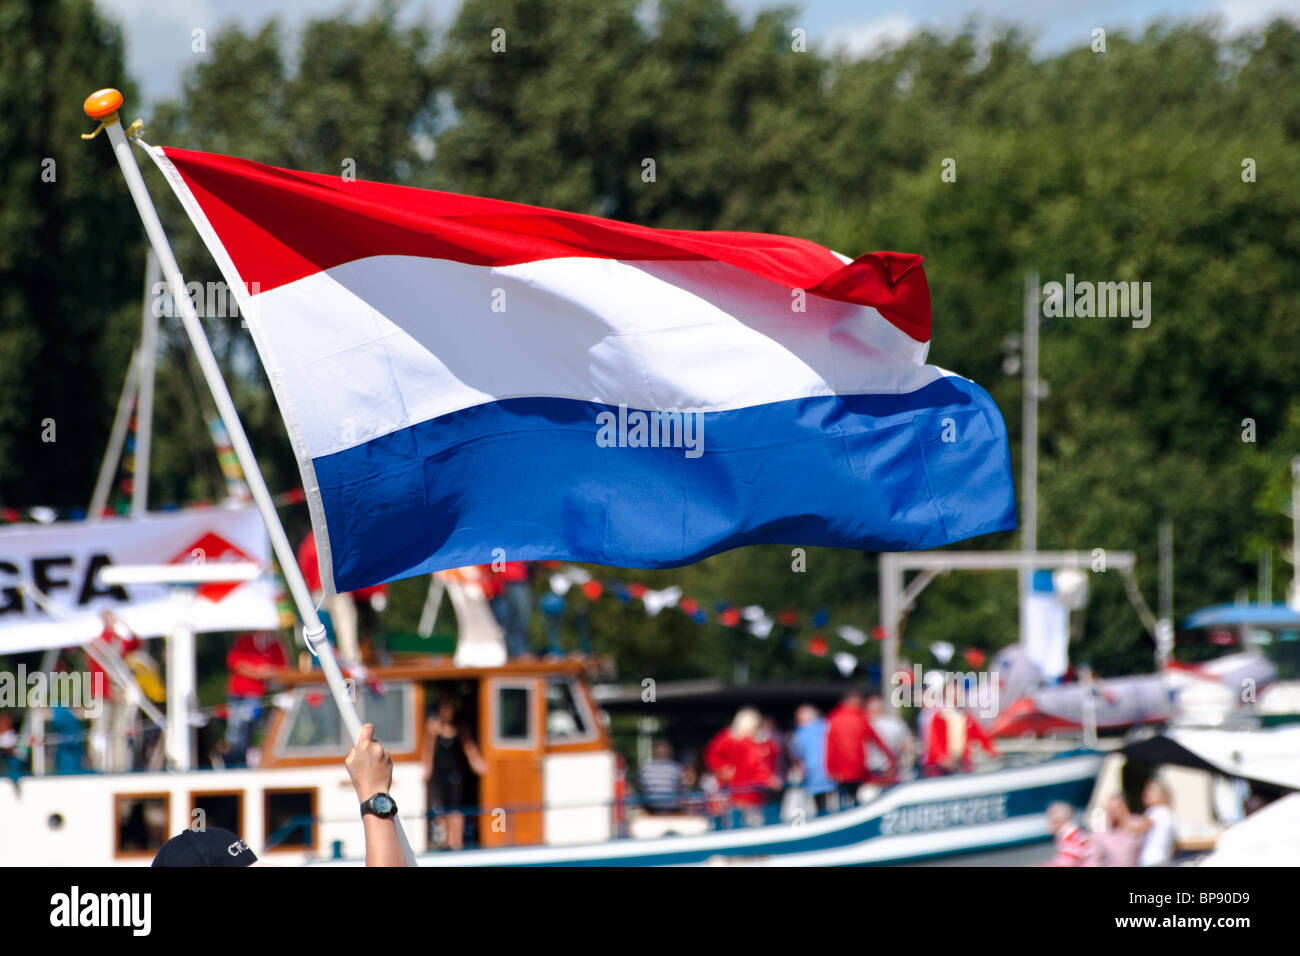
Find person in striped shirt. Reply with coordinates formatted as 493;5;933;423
638;740;685;814
1046;801;1094;866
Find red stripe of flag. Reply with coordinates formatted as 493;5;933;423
161;146;932;341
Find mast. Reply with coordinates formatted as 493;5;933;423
1018;273;1039;650
88;347;139;521
1290;457;1300;611
132;251;161;515
1156;521;1174;669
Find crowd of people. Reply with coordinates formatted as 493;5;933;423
634;686;1002;827
1046;779;1179;867
631;693;1196;866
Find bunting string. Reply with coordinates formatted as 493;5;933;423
541;565;991;677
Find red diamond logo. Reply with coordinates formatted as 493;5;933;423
170;531;256;602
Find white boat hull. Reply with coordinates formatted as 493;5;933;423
0;749;1102;867
317;750;1104;867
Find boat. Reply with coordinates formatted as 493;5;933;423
311;748;1102;867
1086;723;1300;861
990;602;1300;738
1169;603;1300;726
0;656;609;865
1200;791;1300;866
0;651;1102;866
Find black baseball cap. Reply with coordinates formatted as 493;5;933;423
152;827;258;867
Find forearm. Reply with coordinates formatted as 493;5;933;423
346;723;404;866
361;815;406;867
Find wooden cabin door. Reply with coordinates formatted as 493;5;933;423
479;677;545;846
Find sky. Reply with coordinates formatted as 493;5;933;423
99;0;1300;107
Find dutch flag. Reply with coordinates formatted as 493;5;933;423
148;145;1015;593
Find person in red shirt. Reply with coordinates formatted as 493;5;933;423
480;561;533;658
753;715;788;824
225;631;288;767
704;707;780;826
923;682;999;774
86;610;145;771
1045;801;1094;866
86;609;141;704
826;691;897;808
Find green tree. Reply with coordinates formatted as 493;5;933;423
0;0;142;508
140;2;439;522
8;1;1300;686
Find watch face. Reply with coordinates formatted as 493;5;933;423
372;794;395;815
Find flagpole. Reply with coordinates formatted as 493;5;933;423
82;89;417;865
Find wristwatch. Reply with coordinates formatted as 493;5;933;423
360;793;398;819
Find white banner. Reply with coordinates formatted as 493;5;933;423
1025;569;1069;680
0;506;279;654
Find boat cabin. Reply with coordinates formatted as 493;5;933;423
259;656;616;850
0;655;616;866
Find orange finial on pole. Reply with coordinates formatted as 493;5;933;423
81;88;123;138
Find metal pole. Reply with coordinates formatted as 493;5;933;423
1080;665;1098;749
880;553;902;709
88;346;139;521
87;96;416;864
16;646;59;772
164;619;196;771
161;588;197;773
1019;273;1039;649
133;251;161;516
1158;522;1173;622
30;710;45;776
1156;521;1173;668
1291;457;1300;611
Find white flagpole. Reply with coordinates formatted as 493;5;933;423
82;89;417;865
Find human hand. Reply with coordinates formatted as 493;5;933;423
346;723;393;802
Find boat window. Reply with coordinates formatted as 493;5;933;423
190;791;243;836
278;684;412;758
1272;629;1300;680
114;793;169;857
363;684;412;752
264;789;316;851
283;690;347;755
494;683;533;746
545;677;592;742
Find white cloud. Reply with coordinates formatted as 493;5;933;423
95;0;457;107
1210;0;1300;33
825;14;920;56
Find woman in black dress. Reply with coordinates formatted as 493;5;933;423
421;695;487;850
